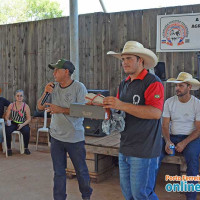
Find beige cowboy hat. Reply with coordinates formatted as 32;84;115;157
107;41;158;69
167;72;200;90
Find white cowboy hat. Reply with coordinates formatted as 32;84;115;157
167;72;200;90
107;41;158;69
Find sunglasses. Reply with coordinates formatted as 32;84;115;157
16;95;23;97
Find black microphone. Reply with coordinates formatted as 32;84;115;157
41;84;55;106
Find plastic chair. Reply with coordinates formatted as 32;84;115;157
12;130;24;154
0;118;8;157
36;110;50;150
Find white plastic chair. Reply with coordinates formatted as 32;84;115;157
12;131;24;154
0;118;8;157
36;110;50;150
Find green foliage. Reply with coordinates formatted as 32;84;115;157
0;0;63;24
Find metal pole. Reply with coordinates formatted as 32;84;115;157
99;0;107;13
69;0;79;81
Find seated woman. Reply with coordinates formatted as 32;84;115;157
5;89;31;156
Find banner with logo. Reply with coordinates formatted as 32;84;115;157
156;13;200;52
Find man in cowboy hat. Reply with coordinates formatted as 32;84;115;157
157;72;200;200
0;89;10;151
103;41;164;200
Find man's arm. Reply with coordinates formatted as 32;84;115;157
176;120;200;153
103;97;162;119
37;93;48;111
45;103;70;115
162;117;174;154
37;82;54;111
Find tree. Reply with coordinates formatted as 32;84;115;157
0;0;63;24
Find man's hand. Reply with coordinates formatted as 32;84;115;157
45;82;54;94
165;141;175;155
103;96;123;110
175;141;187;153
45;103;61;114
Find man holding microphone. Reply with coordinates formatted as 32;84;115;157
37;59;92;200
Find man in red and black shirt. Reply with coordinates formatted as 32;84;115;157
104;41;164;200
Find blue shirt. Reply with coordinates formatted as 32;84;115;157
0;97;10;118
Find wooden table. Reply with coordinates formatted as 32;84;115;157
85;131;120;157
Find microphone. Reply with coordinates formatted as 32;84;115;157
41;84;55;106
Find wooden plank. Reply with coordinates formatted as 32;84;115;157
93;13;104;89
18;23;26;93
85;145;119;157
108;13;121;96
26;22;38;113
191;4;200;13
101;13;110;91
84;13;94;89
52;18;61;62
60;17;69;59
12;24;18;94
92;133;120;147
45;18;54;85
0;25;8;98
162;155;185;165
127;10;142;42
78;14;86;84
85;131;120;146
5;24;14;99
37;20;47;99
85;135;106;144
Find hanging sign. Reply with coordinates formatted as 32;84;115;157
156;13;200;52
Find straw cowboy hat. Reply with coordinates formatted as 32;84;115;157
107;41;158;69
167;72;200;90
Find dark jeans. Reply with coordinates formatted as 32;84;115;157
5;122;30;149
156;135;200;200
51;137;93;200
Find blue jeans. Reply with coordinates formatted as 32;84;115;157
51;137;93;200
119;153;159;200
157;135;200;200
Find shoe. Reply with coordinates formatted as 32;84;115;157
7;149;12;156
24;149;31;155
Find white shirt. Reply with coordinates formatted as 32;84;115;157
162;95;200;135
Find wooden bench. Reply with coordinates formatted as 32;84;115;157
162;154;187;175
162;154;200;175
30;119;199;179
